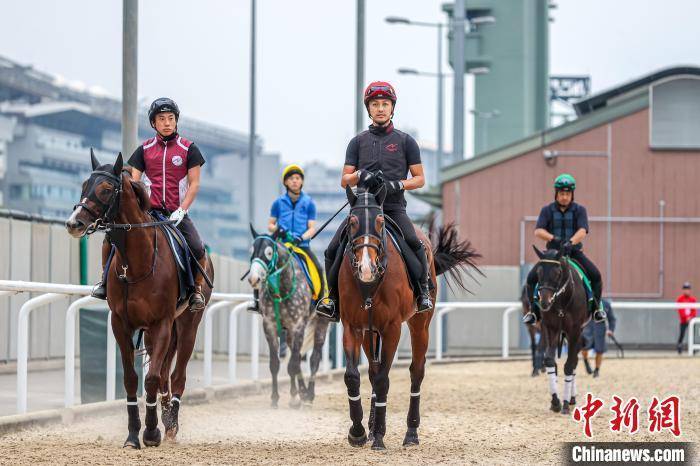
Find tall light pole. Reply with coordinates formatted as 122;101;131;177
355;0;365;134
452;0;466;160
122;0;138;158
248;0;256;227
386;17;445;167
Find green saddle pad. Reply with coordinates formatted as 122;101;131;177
566;258;593;300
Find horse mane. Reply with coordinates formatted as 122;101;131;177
121;167;151;212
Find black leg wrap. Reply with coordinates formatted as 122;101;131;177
407;395;421;428
124;398;141;449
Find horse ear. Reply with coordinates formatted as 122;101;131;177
249;222;259;238
113;152;124;176
374;184;387;206
345;185;357;205
532;245;544;260
90;148;101;170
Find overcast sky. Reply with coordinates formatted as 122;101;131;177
1;1;699;166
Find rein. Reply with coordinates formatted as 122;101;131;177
537;258;574;318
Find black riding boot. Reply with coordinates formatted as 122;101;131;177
522;284;540;325
591;280;606;322
247;289;261;314
415;242;433;313
91;242;114;300
91;281;107;300
315;255;339;322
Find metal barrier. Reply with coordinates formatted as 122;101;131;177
4;276;699;416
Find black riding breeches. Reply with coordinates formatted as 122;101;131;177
384;207;421;252
152;209;206;261
570;249;602;301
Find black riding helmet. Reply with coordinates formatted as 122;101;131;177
148;97;180;126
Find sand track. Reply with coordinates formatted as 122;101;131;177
2;357;697;465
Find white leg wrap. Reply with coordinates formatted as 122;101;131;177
126;401;138;406
547;368;558;395
410;392;420;397
374;402;387;407
563;375;574;401
171;397;180;404
572;375;577;397
145;400;158;408
348;394;361;401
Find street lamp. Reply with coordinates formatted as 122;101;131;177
385;16;446;168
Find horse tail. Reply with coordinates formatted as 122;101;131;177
300;313;317;355
430;221;483;292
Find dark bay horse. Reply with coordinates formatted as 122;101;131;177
247;227;329;408
66;151;214;448
532;247;589;415
340;186;480;450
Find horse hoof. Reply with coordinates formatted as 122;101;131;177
371;435;386;451
402;428;419;447
550;395;562;413
142;427;161;447
570;396;576;406
165;425;179;441
123;433;141;450
348;427;367;447
561;401;570;415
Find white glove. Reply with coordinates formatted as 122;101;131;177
169;207;187;226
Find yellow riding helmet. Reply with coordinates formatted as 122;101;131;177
282;164;305;183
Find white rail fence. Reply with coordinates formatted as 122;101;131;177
2;279;699;415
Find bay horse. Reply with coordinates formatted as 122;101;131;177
247;227;329;408
340;186;480;450
532;247;589;415
65;151;214;448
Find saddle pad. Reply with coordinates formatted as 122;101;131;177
284;243;324;300
566;258;593;298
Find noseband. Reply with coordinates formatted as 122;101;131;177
348;192;386;278
74;170;123;234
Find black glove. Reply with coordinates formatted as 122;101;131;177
357;169;380;189
561;240;573;256
384;180;404;195
275;227;287;240
292;235;303;246
550;235;562;249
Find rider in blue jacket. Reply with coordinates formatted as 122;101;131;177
247;164;325;313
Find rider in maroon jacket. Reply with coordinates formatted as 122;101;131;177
91;98;208;310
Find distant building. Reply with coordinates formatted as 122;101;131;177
0;54;276;258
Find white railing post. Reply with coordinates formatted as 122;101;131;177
250;312;260;380
502;305;521;359
228;301;251;384
17;293;66;414
204;301;236;387
106;310;116;401
689;317;699;356
65;296;106;407
322;325;330;373
335;322;344;369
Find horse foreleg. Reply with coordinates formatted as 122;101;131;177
361;332;380;442
141;319;173;447
287;324;305;409
403;312;431;447
562;335;581;415
344;326;366;447
111;314;141;449
368;322;401;451
262;317;281;408
543;327;561;413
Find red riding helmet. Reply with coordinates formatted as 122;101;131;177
363;81;397;109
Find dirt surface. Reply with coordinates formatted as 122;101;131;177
2;357;698;465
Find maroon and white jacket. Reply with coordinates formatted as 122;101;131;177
128;133;205;212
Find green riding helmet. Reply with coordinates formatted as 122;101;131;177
554;173;576;191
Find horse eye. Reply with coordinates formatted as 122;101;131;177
264;246;273;260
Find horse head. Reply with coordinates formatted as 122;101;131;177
532;245;568;314
66;149;125;238
247;224;279;290
346;185;386;284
